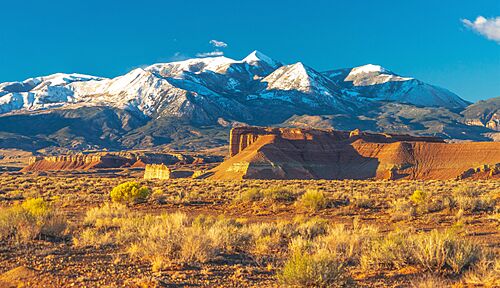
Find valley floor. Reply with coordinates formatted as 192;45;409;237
0;172;498;287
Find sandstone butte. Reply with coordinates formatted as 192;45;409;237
208;126;500;180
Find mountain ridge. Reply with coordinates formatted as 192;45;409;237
0;51;497;151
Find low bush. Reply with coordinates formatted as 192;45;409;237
239;188;263;202
390;198;416;221
76;207;254;268
278;249;352;287
236;186;297;203
0;198;66;243
295;217;329;239
412;229;481;274
463;257;500;287
318;223;378;265
263;187;297;203
296;190;328;212
361;228;482;275
410;190;428;205
451;185;496;213
110;182;151;204
83;202;130;227
361;230;413;270
207;217;251;252
352;193;376;209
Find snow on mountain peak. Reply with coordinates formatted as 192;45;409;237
242;50;280;68
0;52;471;118
0;72;107;114
349;64;386;75
344;64;413;86
18;73;104;90
262;62;336;96
147;56;237;78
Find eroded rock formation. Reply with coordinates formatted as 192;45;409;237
210;126;500;180
22;152;222;172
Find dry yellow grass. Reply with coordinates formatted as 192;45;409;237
0;174;498;287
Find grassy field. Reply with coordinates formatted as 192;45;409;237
0;174;499;287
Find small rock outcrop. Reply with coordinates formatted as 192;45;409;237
144;164;171;180
457;163;500;180
144;164;194;180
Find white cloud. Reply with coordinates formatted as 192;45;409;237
209;39;228;48
462;16;500;43
196;51;224;57
196;40;228;57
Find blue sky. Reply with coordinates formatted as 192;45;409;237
0;0;499;102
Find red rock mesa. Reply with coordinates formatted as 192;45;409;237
210;126;500;180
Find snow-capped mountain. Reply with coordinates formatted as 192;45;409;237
257;62;353;112
0;73;104;114
323;64;470;109
0;53;469;118
0;51;494;151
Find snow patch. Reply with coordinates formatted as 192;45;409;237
242;50;280;68
349;64;386;75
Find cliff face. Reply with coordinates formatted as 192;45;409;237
22;154;133;171
21;152;223;172
211;127;500;180
228;127;443;157
462;97;500;132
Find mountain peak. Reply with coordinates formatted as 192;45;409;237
242;50;280;68
344;64;413;86
262;62;336;95
289;61;307;70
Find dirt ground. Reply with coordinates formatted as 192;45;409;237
0;171;498;287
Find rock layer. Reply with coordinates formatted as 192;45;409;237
210;127;500;180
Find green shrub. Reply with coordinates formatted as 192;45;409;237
278;249;352;287
410;189;428;205
296;190;328;212
21;198;50;220
110;182;151;204
0;198;66;243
